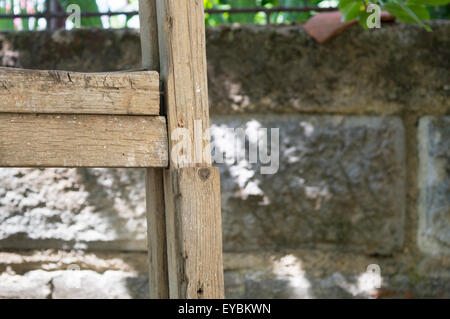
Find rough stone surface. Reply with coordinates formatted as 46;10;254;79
0;22;448;116
51;270;148;299
1;250;449;299
215;115;405;254
206;23;450;115
0;24;448;298
224;268;450;299
222;250;450;299
0;116;405;254
418;117;450;255
0;251;149;299
0;168;147;251
0;269;147;299
0;270;53;299
0;250;148;274
0;29;141;72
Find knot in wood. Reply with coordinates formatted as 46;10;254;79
198;168;211;181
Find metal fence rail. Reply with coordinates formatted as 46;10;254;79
206;6;337;24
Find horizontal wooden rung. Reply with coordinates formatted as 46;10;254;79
0;114;168;168
0;67;160;115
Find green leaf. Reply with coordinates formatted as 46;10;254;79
358;9;371;29
339;0;365;22
384;2;432;31
338;0;360;8
407;0;450;5
384;3;430;21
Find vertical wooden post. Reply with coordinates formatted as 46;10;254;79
139;0;170;299
140;0;224;299
156;0;225;298
145;169;169;298
163;167;224;298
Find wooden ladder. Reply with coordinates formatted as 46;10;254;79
0;0;224;299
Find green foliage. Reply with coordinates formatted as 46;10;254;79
339;0;363;22
384;2;431;30
0;0;447;31
409;0;449;5
203;0;449;30
204;0;323;26
0;2;15;31
428;3;450;19
337;0;450;31
0;0;102;31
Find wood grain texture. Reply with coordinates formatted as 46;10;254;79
0;114;168;167
163;167;224;299
145;168;169;298
140;0;170;299
0;67;160;115
140;0;160;71
156;0;212;167
155;0;225;299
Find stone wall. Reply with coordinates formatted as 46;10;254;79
0;21;449;299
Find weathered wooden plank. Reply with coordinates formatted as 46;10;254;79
140;0;160;72
163;167;224;299
0;67;160;115
0;114;168;167
145;168;169;298
140;0;170;299
155;0;225;299
156;0;212;167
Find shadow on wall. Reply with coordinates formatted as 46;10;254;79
214;115;405;255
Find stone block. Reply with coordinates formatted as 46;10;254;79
0;168;147;251
418;117;450;255
214;115;405;254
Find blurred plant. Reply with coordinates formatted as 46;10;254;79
0;0;37;30
0;0;447;31
0;0;102;30
204;0;449;30
339;0;449;31
204;0;323;26
428;2;449;18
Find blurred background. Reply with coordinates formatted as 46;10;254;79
0;0;448;31
0;0;449;299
